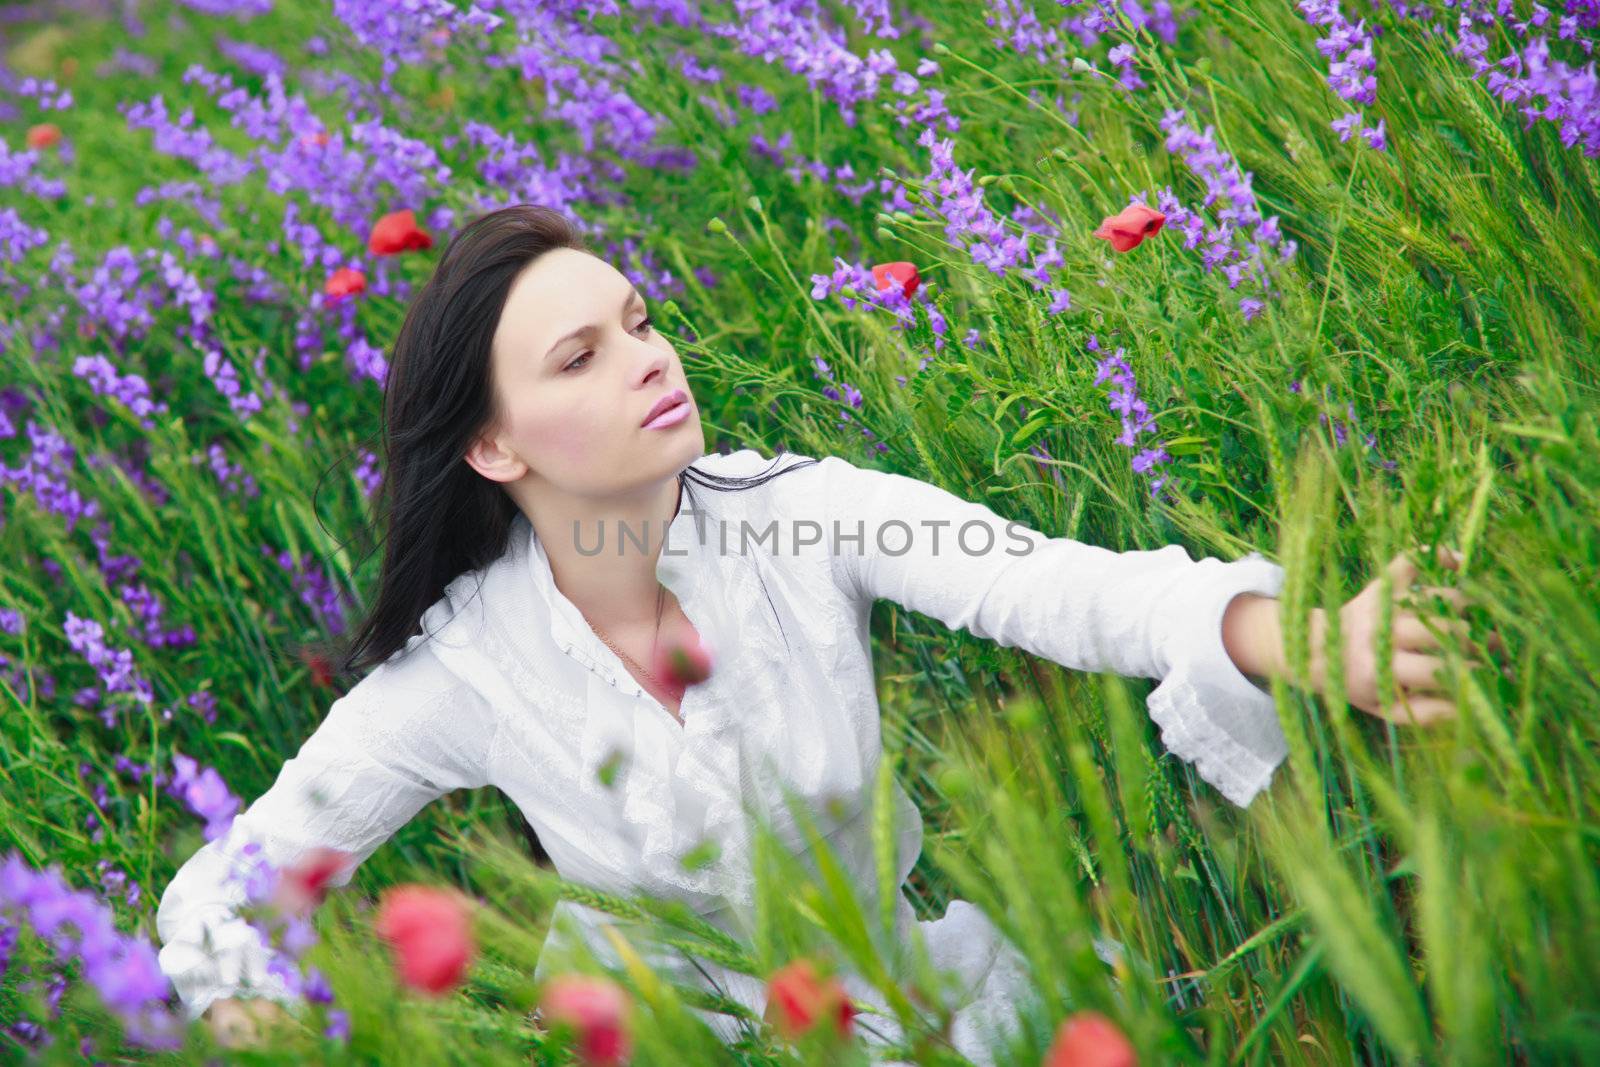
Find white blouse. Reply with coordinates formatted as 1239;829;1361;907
155;448;1289;1063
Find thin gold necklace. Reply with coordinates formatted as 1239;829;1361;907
582;581;682;703
579;480;685;709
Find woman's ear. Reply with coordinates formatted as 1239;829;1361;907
462;430;527;485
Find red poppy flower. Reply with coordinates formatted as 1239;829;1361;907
764;958;855;1041
1043;1011;1138;1067
272;847;352;915
871;261;921;300
1092;204;1166;252
375;886;474;995
538;974;633;1066
650;634;713;689
298;647;336;687
26;124;61;150
299;131;330;148
368;209;434;257
324;267;367;301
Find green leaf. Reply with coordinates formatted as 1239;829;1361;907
1010;412;1054;450
1162;435;1210;457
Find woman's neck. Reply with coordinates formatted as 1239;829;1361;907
531;477;684;632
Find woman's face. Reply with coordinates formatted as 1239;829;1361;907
467;247;704;501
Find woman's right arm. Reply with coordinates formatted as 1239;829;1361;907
156;640;496;1025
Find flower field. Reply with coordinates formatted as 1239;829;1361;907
2;0;1598;1063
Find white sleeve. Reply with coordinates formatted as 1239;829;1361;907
155;641;495;1021
816;454;1288;807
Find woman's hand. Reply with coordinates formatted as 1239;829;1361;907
205;996;289;1049
1317;544;1504;724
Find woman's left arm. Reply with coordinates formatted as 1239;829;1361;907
810;455;1287;806
811;455;1485;808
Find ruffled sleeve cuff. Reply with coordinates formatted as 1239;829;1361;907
158;908;298;1022
1146;550;1289;808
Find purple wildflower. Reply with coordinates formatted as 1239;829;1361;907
261;547;348;634
199;441;261;499
1370;2;1595;159
810;355;881;449
1090;335;1173;497
0;852;180;1049
1299;0;1388;150
0;422;103;534
907;125;1075;327
188;690;219;726
354;449;385;499
167;753;241;842
1150;110;1298;321
347;334;389;386
111;582;196;652
63;612;155;714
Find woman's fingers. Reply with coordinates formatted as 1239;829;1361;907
1386;544;1462;589
206;998;287;1049
1385;550;1420;589
1382;691;1458;725
209;1004;263;1049
1393;599;1509;665
1392;613;1473;653
1392;649;1486;691
1401;584;1467;612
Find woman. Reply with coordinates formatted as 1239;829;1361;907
157;204;1479;1061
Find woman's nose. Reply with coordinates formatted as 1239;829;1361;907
634;344;670;385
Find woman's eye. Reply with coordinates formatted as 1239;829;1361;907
562;318;651;372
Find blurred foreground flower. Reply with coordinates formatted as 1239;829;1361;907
650;633;714;688
871;260;921;299
324;267;367;301
1044;1010;1137;1067
764;957;856;1041
167;753;240;842
271;847;352;916
299;647;337;687
1092;204;1166;252
26;123;62;150
368;209;434;256
374;885;474;995
0;851;181;1050
538;973;633;1066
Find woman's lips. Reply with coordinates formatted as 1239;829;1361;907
642;399;690;430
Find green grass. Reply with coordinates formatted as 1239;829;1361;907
1;0;1597;1062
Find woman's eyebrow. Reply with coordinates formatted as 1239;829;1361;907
542;287;644;362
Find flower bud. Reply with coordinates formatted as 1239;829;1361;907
539;974;633;1067
1044;1011;1137;1067
765;958;855;1042
375;886;475;996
